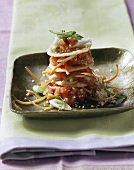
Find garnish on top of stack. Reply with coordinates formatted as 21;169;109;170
16;30;126;111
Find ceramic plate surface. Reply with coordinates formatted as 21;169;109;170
10;48;134;118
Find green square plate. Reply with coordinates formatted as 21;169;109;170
10;48;134;118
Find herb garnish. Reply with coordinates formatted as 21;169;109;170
102;81;127;99
49;30;83;40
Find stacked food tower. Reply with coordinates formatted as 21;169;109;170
42;30;106;107
17;30;122;111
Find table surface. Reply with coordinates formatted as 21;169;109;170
0;0;13;169
0;0;134;169
0;0;13;117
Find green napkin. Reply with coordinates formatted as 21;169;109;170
0;0;134;144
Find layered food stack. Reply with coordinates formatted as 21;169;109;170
17;30;124;111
